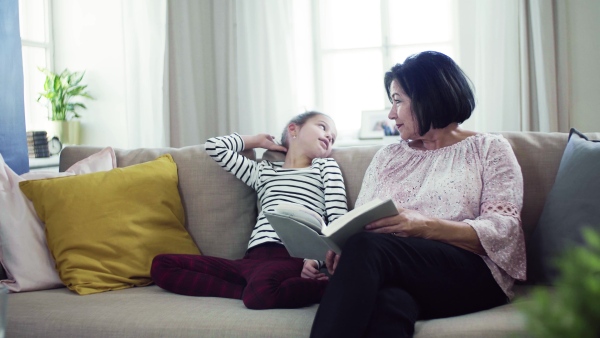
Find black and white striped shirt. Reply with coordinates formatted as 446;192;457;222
206;133;348;250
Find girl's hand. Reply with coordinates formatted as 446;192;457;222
365;206;433;238
256;134;288;152
301;260;328;280
241;134;287;152
324;250;340;275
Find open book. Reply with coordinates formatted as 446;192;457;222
264;198;398;261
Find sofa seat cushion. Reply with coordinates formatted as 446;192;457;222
6;285;530;338
19;154;201;295
6;286;317;337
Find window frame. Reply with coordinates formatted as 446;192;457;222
19;0;55;130
309;0;455;139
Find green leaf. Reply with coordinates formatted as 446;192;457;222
518;227;600;338
37;68;94;121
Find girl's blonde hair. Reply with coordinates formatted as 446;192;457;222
280;111;330;148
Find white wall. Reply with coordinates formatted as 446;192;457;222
566;1;600;132
52;0;129;148
52;0;600;147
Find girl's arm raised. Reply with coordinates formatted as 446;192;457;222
205;133;262;188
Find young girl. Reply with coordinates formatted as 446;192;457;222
151;111;348;309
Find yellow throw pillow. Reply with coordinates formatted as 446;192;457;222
19;154;201;295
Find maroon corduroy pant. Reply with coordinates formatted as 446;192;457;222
151;243;328;309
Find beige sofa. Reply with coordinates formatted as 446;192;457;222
5;131;598;337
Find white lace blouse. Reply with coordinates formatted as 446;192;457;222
355;133;526;298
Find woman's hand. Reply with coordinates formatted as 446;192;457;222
365;206;486;255
365;207;433;238
324;250;341;275
242;134;287;152
301;260;328;280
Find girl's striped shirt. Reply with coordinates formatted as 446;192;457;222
205;133;348;250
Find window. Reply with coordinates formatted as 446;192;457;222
294;0;455;140
19;0;53;131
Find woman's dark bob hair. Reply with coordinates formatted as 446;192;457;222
384;51;475;136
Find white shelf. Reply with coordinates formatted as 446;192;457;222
29;155;60;170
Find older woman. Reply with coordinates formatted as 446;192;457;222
310;51;526;338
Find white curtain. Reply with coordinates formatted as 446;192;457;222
121;0;169;148
235;0;298;139
123;0;570;147
528;0;570;132
457;0;568;133
167;0;296;147
168;0;237;147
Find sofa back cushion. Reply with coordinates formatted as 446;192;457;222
526;129;600;284
500;131;600;241
60;131;600;262
261;145;382;210
499;132;569;240
60;145;257;260
21;154;201;295
266;132;599;241
265;133;567;240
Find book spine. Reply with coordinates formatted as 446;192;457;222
26;131;48;137
27;139;49;145
28;151;50;158
28;142;50;158
28;147;49;153
27;135;48;139
28;148;50;153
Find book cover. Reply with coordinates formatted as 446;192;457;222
28;144;49;151
264;198;398;261
28;142;50;158
28;151;50;158
26;131;48;137
27;137;49;145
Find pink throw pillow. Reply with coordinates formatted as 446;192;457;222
0;147;117;292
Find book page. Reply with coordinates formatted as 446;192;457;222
264;211;332;260
321;198;385;236
272;203;326;233
266;199;397;259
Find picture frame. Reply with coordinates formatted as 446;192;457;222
359;110;396;139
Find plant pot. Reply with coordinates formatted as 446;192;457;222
47;120;81;145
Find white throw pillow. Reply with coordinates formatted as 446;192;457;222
0;147;116;292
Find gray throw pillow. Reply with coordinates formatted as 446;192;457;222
527;128;600;284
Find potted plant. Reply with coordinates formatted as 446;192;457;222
37;68;94;145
